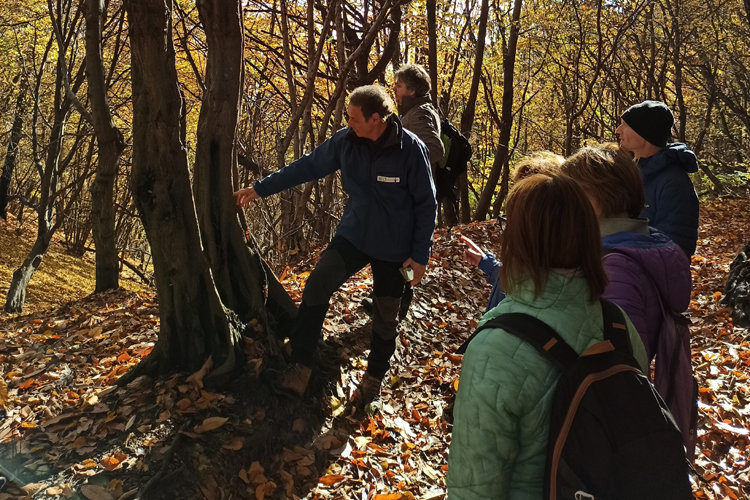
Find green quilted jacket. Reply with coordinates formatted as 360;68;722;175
446;272;648;500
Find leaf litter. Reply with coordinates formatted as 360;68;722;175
0;199;748;499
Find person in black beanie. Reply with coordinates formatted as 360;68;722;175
615;100;699;257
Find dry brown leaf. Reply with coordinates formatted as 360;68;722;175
222;436;243;450
279;470;294;497
81;485;115;500
77;459;98;470
186;355;213;388
318;474;346;486
199;475;218;500
46;487;64;495
108;479;124;499
255;481;276;500
21;483;44;497
194;416;228;433
373;494;416;500
0;378;8;405
248;461;264;480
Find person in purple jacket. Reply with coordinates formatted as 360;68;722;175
560;143;695;454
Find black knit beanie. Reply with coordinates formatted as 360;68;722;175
621;100;674;147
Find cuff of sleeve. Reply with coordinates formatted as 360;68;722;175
253;180;270;198
477;252;496;275
410;253;429;266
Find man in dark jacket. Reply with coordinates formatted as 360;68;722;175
234;86;436;410
362;64;444;321
615;100;700;256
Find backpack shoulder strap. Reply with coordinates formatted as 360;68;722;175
599;299;633;355
457;313;578;371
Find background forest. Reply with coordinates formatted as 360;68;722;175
1;0;750;498
1;0;749;304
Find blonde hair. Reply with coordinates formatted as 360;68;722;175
560;143;644;218
512;152;565;182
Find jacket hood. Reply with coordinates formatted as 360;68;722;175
602;228;692;313
640;143;699;180
399;94;433;116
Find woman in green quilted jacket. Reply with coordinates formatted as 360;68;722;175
446;174;648;499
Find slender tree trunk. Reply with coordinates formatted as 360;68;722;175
0;79;27;220
427;0;438;106
122;0;243;383
5;113;64;313
473;0;522;221
85;0;126;293
458;0;489;223
4;29;70;314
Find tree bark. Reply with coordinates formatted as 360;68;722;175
0;78;27;220
4;25;70;313
85;0;126;293
5;100;65;313
427;0;439;107
458;0;489;223
473;0;522;221
123;0;244;383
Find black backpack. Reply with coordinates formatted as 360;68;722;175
457;300;692;500
434;120;471;206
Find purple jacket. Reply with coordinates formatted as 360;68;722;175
602;224;695;456
601;227;691;360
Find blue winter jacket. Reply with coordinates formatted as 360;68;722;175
254;117;437;265
638;143;699;257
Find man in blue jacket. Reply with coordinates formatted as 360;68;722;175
615;100;700;256
234;85;437;410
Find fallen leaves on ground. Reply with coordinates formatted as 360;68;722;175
0;199;748;499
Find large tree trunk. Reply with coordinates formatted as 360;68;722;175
193;0;296;328
123;0;243;383
473;0;522;221
85;0;126;293
0;79;27;220
193;0;264;320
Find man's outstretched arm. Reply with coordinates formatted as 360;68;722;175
234;130;344;204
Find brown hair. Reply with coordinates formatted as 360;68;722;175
559;143;645;218
499;174;608;301
349;85;394;121
512;152;565;182
394;64;431;97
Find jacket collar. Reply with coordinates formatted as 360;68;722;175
480;271;590;326
346;115;403;151
599;217;649;238
399;94;433;116
638;143;699;179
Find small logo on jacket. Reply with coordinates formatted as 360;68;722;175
377;176;400;183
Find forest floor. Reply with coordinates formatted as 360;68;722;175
0;199;749;500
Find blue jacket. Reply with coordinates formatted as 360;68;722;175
478;252;505;311
254;118;437;265
638;143;699;256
